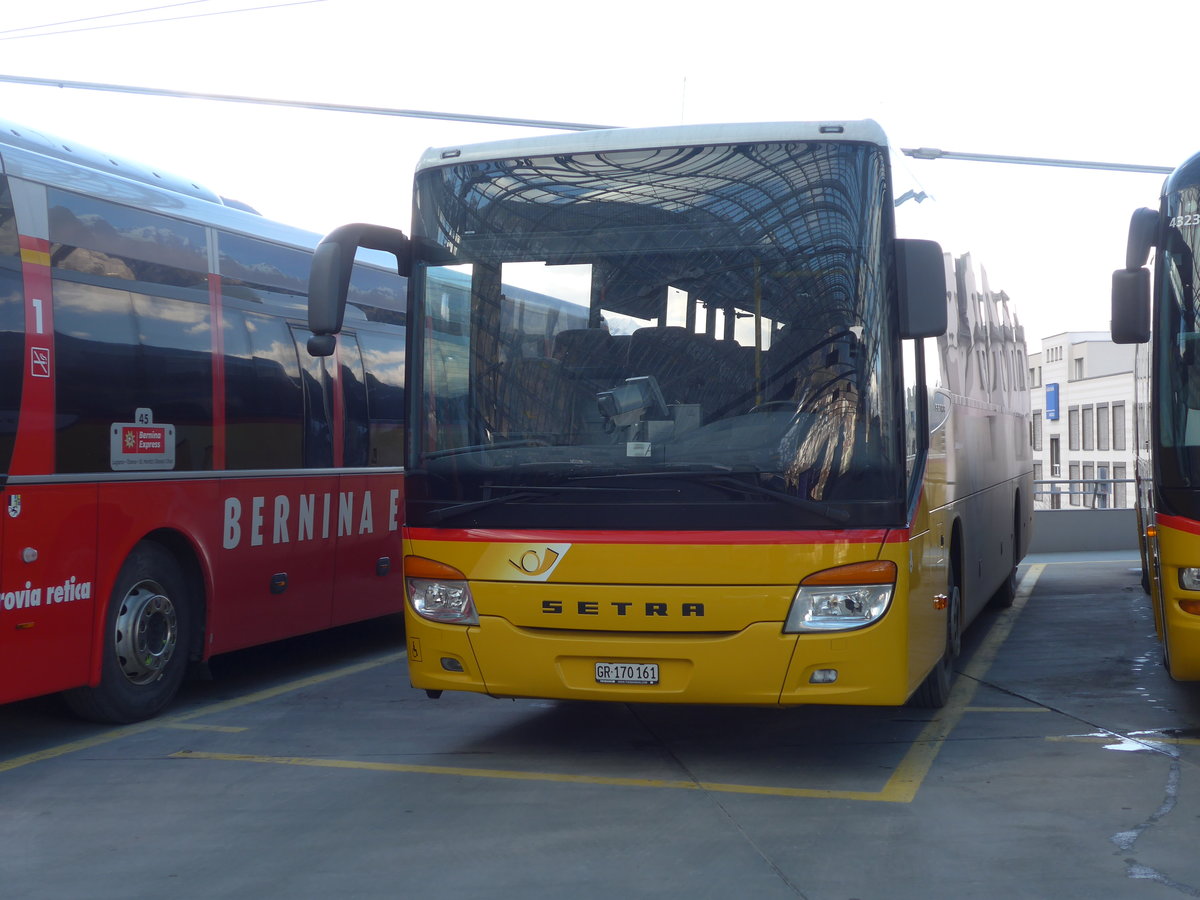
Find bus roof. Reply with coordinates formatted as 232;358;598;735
417;120;889;172
0;116;225;204
1165;149;1200;196
0;117;399;273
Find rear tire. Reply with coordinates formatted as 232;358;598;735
62;542;192;723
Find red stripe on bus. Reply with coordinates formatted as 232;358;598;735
407;527;903;545
11;239;56;474
18;235;50;253
1156;513;1200;536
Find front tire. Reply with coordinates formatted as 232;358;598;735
63;542;193;723
910;579;961;709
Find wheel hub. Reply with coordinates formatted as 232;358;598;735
113;581;179;685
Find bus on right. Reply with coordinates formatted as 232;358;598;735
1113;149;1200;680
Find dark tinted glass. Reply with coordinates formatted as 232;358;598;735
54;278;213;472
219;232;311;304
48;189;207;288
357;329;405;466
347;261;406;326
0;178;23;473
222;308;303;469
341;336;369;468
293;326;334;468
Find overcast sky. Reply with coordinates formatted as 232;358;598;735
1;0;1196;346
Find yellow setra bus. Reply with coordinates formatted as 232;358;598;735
1113;148;1200;681
308;121;1033;708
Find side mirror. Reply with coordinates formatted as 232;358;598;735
1126;207;1159;269
896;238;948;339
307;223;411;356
1109;207;1158;345
1111;267;1150;344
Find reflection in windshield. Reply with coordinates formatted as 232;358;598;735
410;140;902;529
1158;184;1200;501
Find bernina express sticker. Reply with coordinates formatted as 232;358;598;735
110;408;175;471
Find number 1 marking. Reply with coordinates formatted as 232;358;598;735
31;298;44;334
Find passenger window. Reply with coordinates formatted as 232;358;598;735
55;281;213;472
48;189;207;288
358;330;405;466
218;232;311;312
222;309;303;469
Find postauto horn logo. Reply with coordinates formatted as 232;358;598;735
507;544;570;581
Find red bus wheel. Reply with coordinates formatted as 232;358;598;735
63;543;192;723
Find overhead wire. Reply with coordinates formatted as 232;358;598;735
0;2;218;37
0;0;329;41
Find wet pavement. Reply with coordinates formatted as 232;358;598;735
2;551;1198;899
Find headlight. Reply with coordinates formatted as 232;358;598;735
1179;568;1200;592
784;560;896;633
405;557;478;625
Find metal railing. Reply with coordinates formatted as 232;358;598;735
1033;478;1135;510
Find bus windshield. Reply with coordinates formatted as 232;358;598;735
1157;183;1200;506
409;140;904;530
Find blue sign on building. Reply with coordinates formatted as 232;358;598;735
1046;382;1059;420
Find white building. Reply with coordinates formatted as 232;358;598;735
1028;332;1136;509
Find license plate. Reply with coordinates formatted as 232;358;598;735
595;662;659;685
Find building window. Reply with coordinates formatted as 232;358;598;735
1069;406;1080;451
1069;462;1081;506
1097;464;1110;509
1082;404;1094;451
1083;462;1095;507
1072;357;1084;380
1033;461;1043;504
1114;463;1127;508
1032;410;1043;451
1113;402;1126;451
1097;402;1110;451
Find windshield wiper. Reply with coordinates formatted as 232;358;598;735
422;439;550;461
423;483;675;524
572;468;850;525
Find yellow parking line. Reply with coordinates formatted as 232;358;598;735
167;724;248;733
0;651;405;774
171;566;1047;804
881;564;1044;803
7;565;1047;796
170;750;889;801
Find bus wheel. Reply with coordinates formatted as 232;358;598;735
910;579;961;709
63;543;192;723
990;509;1021;609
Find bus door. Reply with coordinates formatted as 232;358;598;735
330;333;403;626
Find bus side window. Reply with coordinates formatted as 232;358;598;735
292;325;334;468
223;308;303;469
357;330;405;466
340;334;369;468
49;191;214;473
